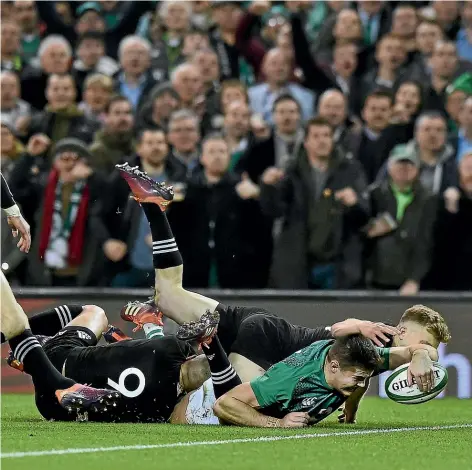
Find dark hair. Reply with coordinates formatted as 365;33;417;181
305;116;333;134
202;132;227;148
77;31;105;46
328;335;381;371
272;93;302;113
363;88;394;108
105;95;130;113
136;127;166;144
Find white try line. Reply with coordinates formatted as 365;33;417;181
2;424;471;459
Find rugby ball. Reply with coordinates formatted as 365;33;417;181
385;362;448;404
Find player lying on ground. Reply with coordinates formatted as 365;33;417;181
116;162;450;423
8;302;439;427
0;272;122;419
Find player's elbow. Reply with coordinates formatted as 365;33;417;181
213;395;230;419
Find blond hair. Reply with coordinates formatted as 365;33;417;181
84;73;113;92
400;304;451;344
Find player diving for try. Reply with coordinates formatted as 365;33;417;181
110;161;447;427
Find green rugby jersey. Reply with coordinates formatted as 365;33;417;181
250;340;390;424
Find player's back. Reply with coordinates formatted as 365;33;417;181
64;336;193;422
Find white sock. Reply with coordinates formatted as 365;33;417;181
143;323;164;339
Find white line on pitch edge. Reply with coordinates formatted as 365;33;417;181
2;424;471;459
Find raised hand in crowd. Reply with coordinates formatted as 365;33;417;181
262;167;285;186
236;172;261;200
27;134;51;156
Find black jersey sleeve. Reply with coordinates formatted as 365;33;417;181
1;173;15;209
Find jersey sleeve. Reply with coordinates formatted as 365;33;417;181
250;362;297;410
375;347;390;372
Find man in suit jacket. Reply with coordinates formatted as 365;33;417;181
248;48;316;124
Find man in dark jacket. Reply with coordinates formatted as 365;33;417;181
365;144;438;295
425;151;472;290
20;138;107;286
169;133;262;288
27;73;98;148
260;117;369;290
102;128;186;287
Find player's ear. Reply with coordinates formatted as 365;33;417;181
330;359;340;374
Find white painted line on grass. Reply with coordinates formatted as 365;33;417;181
2;424;471;459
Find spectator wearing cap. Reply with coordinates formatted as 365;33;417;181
0;20;23;73
425;151;472;290
1;121;25;181
114;35;158;113
13;1;44;64
79;73;114;123
135;83;181;134
27;73;98;148
103;128;186;287
72;32;119;95
23;138;107;286
248;48;315;124
167;109;201;175
0;71;32;133
20;35;73;111
89;95;134;173
36;1;148;59
445;73;472;134
365;144;437;295
210;1;256;85
377;112;458;195
259;117;369;289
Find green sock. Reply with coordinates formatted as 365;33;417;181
143;323;164;339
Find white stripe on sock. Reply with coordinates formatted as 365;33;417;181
211;368;236;382
212;370;237;385
150;242;176;250
211;364;233;377
153;238;175;246
17;342;41;364
15;337;39;363
153;247;179;255
63;305;72;323
55;307;67;328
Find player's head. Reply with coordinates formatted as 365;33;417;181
326;335;380;396
393;304;451;348
180;355;210;392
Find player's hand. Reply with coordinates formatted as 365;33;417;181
280;412;309;428
262;167;285;186
399;280;419;296
337;404;357;424
27;133;51;156
103;239;127;262
408;350;435;393
7;214;31;253
358;321;400;347
236;173;261;200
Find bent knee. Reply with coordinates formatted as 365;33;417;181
82;305;108;327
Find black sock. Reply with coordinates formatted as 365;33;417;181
29;304;84;336
1;332;5;344
141;203;183;269
9;330;75;392
201;336;242;398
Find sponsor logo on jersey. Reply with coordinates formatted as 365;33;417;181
77;331;91;340
301;397;317;407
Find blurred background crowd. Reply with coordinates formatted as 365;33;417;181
1;0;471;293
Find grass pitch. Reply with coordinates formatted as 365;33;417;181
1;395;472;470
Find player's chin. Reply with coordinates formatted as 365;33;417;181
340;387;358;397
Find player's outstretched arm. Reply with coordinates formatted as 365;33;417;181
331;319;399;347
213;383;308;428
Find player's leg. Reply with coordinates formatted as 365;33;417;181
1;271;121;416
227;353;266;383
117;164;219;325
65;305;108;341
26;305;85;337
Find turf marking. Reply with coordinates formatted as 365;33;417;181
2;424;471;459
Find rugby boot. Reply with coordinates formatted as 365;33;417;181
103;325;132;344
116;163;174;211
55;384;121;415
176;310;220;346
120;300;164;333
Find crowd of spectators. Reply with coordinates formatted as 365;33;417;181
1;0;471;293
